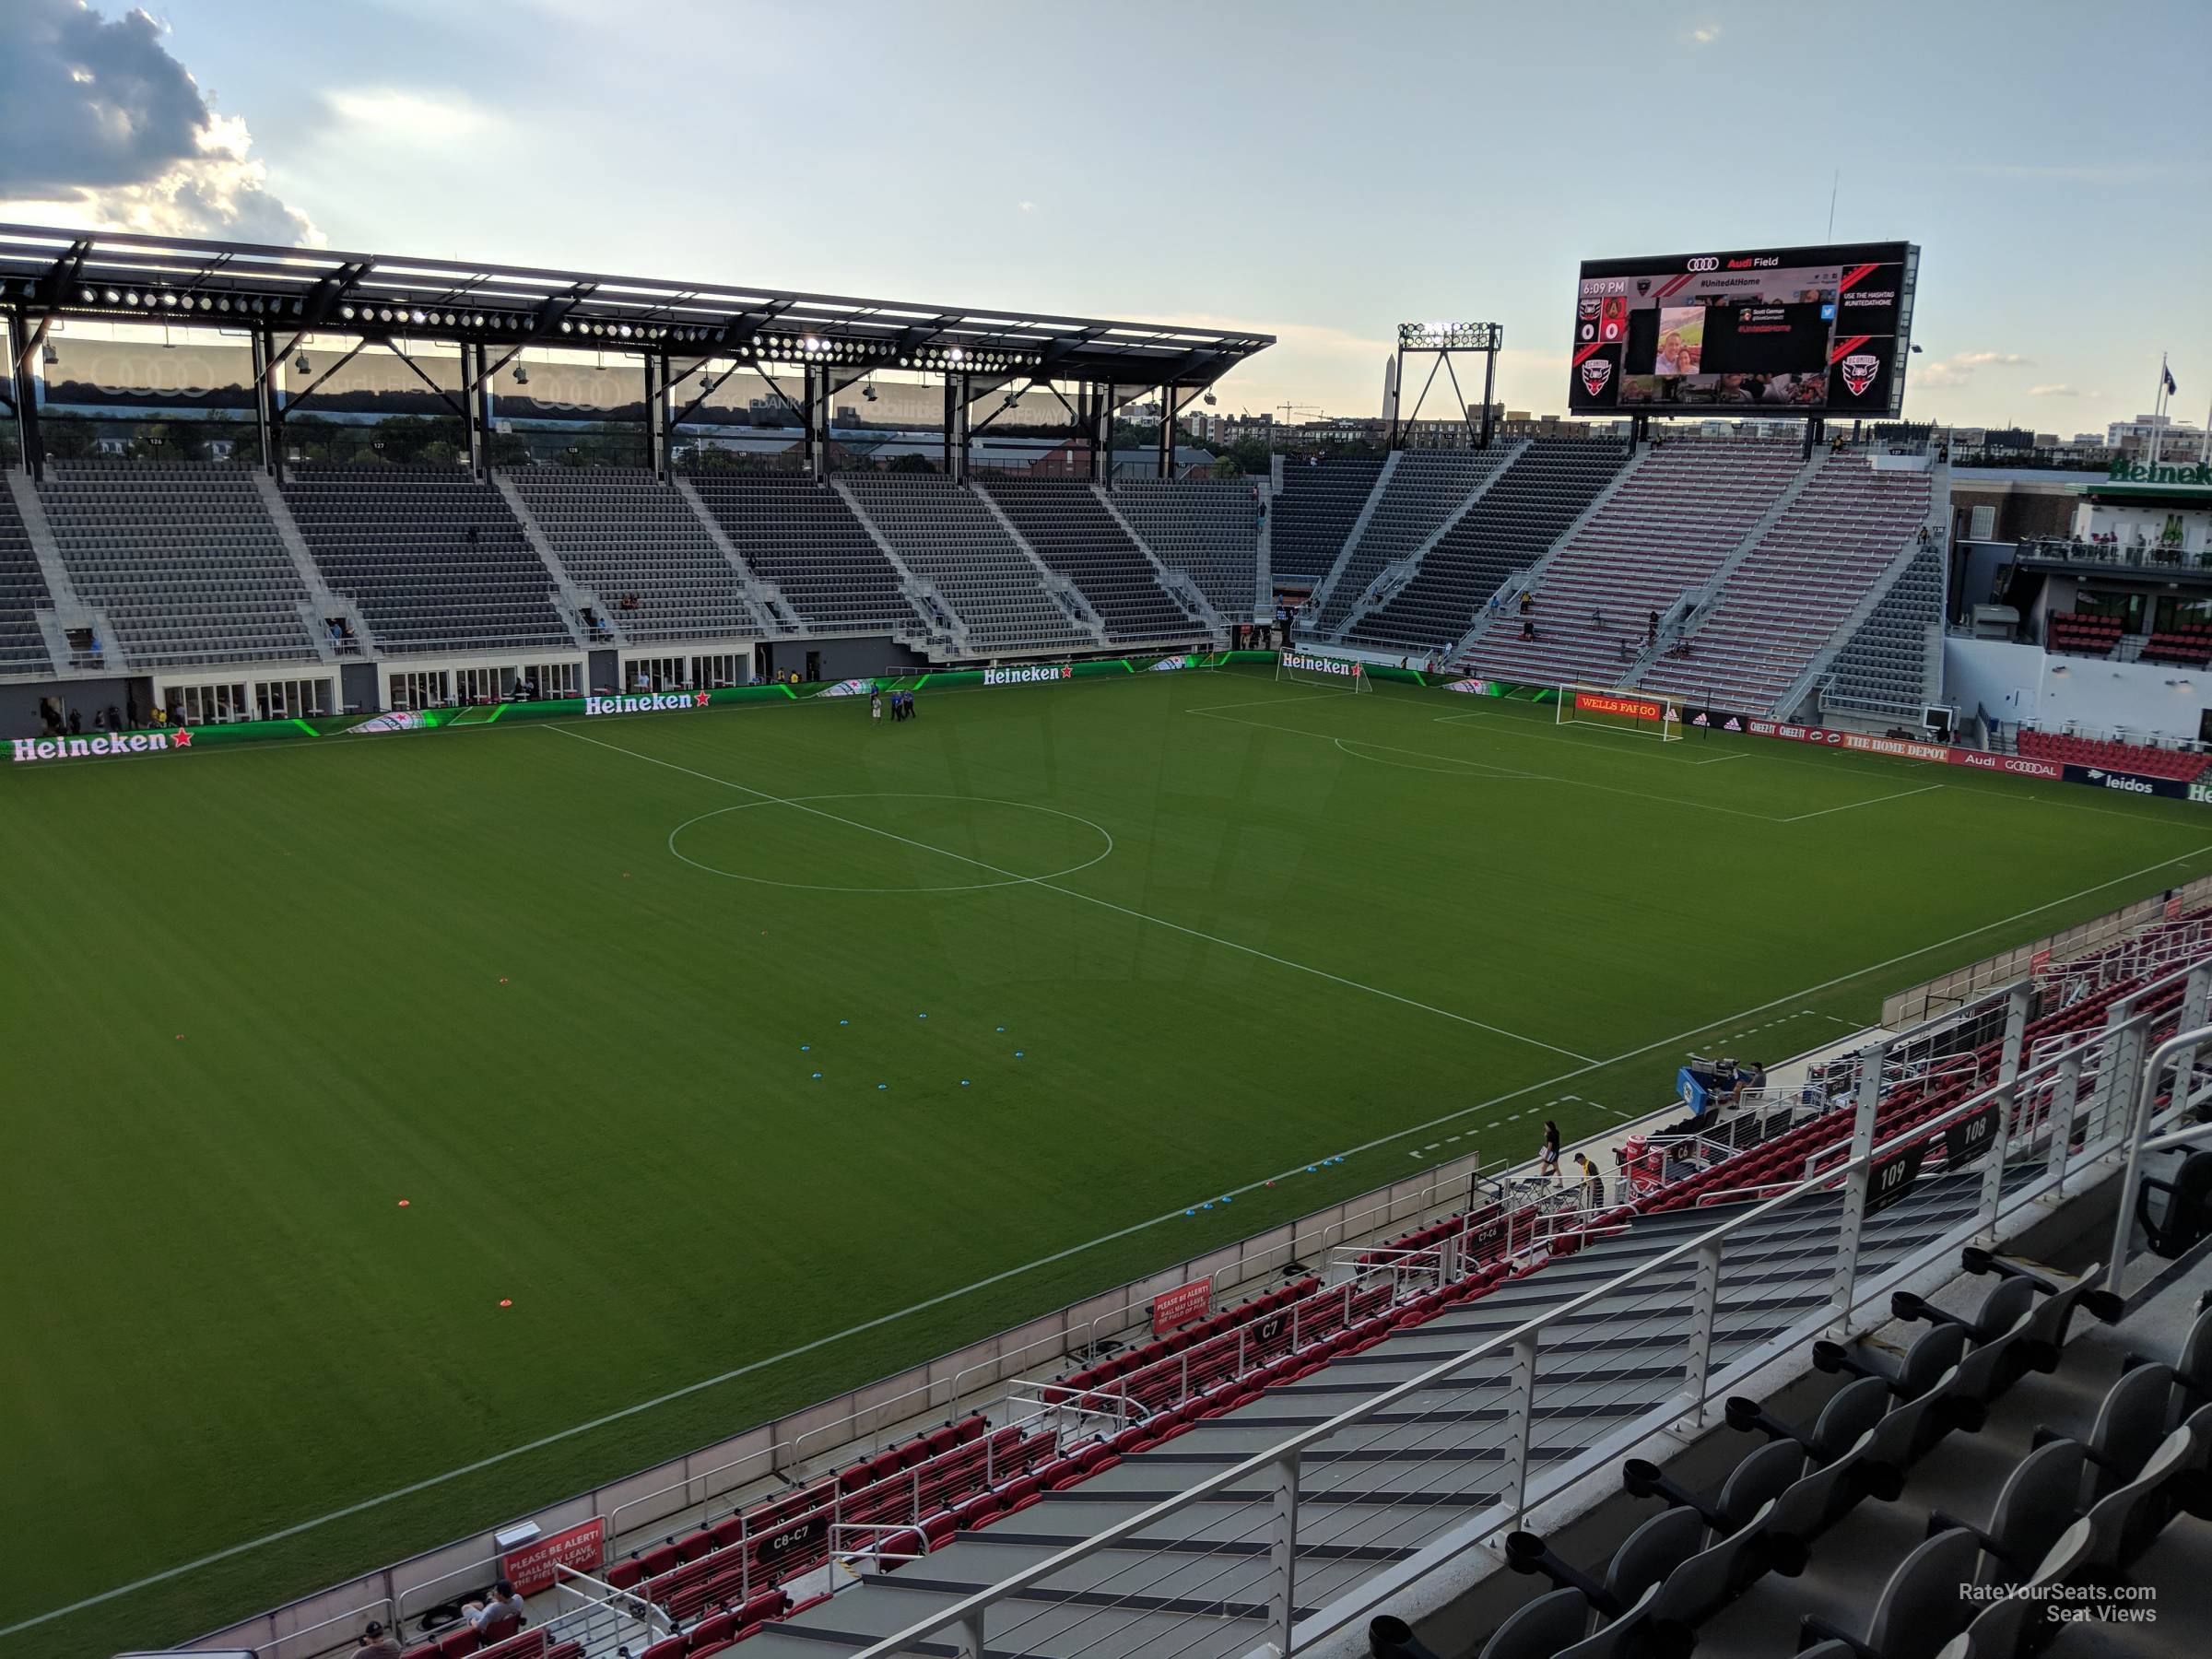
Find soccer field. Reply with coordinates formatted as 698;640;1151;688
5;664;2207;1657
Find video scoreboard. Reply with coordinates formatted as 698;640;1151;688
1569;240;1917;418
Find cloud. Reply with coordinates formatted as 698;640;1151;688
1688;24;1722;43
1915;349;2035;389
324;88;503;147
2029;384;2084;398
0;1;316;242
1018;200;1036;214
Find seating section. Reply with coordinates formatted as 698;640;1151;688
839;476;1090;652
1308;449;1512;635
683;473;918;634
981;478;1206;643
1641;453;1934;714
2143;625;2212;668
1465;1258;2211;1659
283;466;571;653
1268;455;1384;587
1110;478;1265;619
2047;611;2124;658
506;468;763;640
2018;730;2212;783
38;464;323;666
0;482;54;675
1344;440;1628;656
1821;544;1944;720
1467;441;1806;688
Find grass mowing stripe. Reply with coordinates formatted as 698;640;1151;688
547;722;1603;1064
12;820;2206;1641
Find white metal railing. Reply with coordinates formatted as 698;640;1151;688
842;958;2212;1659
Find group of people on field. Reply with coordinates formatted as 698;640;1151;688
870;688;918;724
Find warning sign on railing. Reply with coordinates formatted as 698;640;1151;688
1151;1277;1213;1335
501;1517;606;1595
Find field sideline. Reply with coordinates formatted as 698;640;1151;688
4;663;2206;1658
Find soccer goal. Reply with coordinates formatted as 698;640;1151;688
1557;684;1684;741
1276;649;1373;692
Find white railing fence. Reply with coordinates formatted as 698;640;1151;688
841;957;2212;1659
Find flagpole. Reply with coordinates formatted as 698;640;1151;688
2147;352;2165;465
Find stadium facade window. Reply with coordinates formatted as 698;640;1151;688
692;652;745;688
1969;504;1996;539
253;677;333;720
624;654;691;691
389;669;451;711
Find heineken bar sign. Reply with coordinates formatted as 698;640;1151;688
2106;457;2212;487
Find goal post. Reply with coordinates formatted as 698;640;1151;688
1276;649;1374;692
1557;684;1684;741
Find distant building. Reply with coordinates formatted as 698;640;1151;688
2108;414;2207;458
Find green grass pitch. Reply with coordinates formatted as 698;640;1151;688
4;664;2207;1656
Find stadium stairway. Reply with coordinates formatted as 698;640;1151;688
1270;456;1387;593
1340;440;1630;660
501;467;768;644
1304;448;1521;639
1109;478;1268;623
280;465;577;654
0;470;58;675
681;472;925;638
1821;541;1947;725
839;476;1098;654
1639;453;1940;719
1463;441;1807;691
1437;1256;2211;1659
37;463;327;668
979;478;1216;646
693;1175;2004;1659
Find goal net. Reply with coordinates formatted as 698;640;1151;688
1557;684;1683;741
1276;649;1374;692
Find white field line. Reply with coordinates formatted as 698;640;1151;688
1428;704;2207;830
552;724;1599;1065
8;780;2208;1640
1779;782;1946;822
1196;705;1785;822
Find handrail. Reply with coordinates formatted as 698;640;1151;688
2108;1021;2212;1294
845;1008;2152;1659
841;999;2141;1659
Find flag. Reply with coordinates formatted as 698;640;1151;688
2163;364;2179;395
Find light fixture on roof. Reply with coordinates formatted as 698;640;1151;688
295;353;311;374
41;344;58;366
340;303;355;320
514;366;530;386
102;288;120;303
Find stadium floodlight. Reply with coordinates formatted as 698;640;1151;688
945;346;965;363
339;303;354;319
102;288;119;303
1397;321;1499;350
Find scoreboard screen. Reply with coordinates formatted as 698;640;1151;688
1569;241;1917;418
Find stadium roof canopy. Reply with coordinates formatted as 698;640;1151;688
0;223;1272;389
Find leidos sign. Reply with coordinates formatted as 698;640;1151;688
982;664;1074;686
11;729;192;765
584;691;710;717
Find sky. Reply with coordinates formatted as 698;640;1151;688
3;0;2208;436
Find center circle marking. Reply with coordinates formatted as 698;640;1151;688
668;792;1114;893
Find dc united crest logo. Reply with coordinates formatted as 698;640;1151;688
1580;359;1612;396
1839;352;1880;396
1636;278;1652;295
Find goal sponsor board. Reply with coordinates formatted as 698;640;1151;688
1558;684;1683;740
1277;649;1373;690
